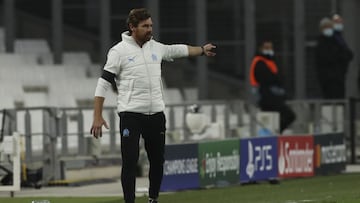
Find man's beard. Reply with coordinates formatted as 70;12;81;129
137;32;152;43
144;32;152;41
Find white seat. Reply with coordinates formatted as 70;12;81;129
68;78;98;100
14;39;50;54
23;92;48;107
0;83;24;109
320;105;344;133
0;54;38;66
163;88;183;104
14;39;52;66
63;52;92;66
184;88;198;101
0;28;5;53
86;63;102;78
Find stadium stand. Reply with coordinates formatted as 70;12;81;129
63;52;92;66
183;87;199;101
0;30;186;110
14;39;51;54
163;88;183;104
0;28;4;53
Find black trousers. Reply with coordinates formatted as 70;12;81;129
119;112;166;203
259;102;296;133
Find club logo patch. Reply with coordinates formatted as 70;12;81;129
151;53;158;61
122;128;130;137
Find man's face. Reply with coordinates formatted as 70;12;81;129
333;15;343;24
262;42;273;52
131;18;153;44
321;22;333;31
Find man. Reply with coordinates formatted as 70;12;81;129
315;17;353;99
332;14;354;95
90;8;216;203
249;40;295;133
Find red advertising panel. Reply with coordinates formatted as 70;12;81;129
278;136;314;178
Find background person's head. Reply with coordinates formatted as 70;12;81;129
258;40;274;57
319;17;334;37
332;14;344;32
126;8;153;44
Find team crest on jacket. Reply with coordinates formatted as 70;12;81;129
122;128;130;137
151;53;158;61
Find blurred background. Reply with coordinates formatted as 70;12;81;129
0;0;360;189
1;0;359;103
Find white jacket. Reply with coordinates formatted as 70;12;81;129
95;31;189;114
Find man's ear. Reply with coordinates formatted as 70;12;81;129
129;24;135;32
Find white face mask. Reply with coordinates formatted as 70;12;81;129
323;28;334;37
262;49;274;57
333;23;344;31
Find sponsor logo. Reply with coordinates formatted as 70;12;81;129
278;141;314;176
315;143;346;167
128;56;136;62
164;158;198;175
200;150;240;178
246;141;273;178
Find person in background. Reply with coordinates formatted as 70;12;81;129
249;39;296;134
332;13;354;94
90;8;216;203
315;17;353;99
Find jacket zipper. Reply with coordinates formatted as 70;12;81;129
141;47;152;114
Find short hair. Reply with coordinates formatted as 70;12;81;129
319;17;333;29
126;8;151;33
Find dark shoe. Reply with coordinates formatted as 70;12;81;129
148;199;158;203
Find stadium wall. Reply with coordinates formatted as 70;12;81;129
161;133;346;192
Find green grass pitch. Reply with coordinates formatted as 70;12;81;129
1;173;360;203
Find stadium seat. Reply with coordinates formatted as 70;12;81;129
63;52;92;66
0;53;38;66
163;88;183;104
0;28;5;53
14;39;50;54
183;87;199;101
0;83;24;109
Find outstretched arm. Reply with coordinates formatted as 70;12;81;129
188;43;216;57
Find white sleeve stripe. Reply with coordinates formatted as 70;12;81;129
95;78;111;97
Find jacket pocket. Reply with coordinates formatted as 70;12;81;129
125;79;135;104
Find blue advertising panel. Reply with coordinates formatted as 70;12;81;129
240;136;278;183
160;143;199;191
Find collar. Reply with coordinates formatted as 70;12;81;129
121;31;153;47
256;53;274;61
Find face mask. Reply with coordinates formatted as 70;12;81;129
333;23;344;31
262;49;274;57
322;28;334;37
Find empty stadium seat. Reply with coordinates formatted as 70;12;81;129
163;88;183;104
0;83;24;109
0;28;5;53
183;88;199;101
14;39;50;54
0;53;38;66
63;52;92;66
